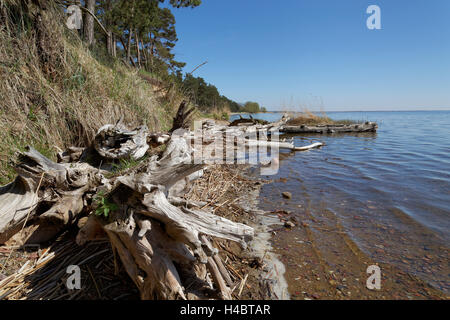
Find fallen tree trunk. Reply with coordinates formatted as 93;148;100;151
281;121;378;133
0;133;253;299
245;140;323;151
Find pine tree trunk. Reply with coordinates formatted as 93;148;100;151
141;40;147;69
127;29;132;64
83;0;95;46
149;37;154;71
112;34;117;57
135;29;141;68
107;31;112;55
119;36;128;57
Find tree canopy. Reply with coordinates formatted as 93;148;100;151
80;0;257;113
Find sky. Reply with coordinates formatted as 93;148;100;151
170;0;450;111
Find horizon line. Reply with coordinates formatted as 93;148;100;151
260;108;450;113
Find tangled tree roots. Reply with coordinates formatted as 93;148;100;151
0;115;254;300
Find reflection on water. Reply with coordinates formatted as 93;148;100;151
232;111;450;293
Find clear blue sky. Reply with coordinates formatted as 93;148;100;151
170;0;450;111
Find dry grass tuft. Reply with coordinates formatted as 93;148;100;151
286;110;357;126
0;237;139;300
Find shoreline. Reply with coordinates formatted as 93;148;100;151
258;177;449;300
235;174;290;300
1;116;448;300
2;162;446;300
184;164;290;300
269;219;449;299
199;163;447;300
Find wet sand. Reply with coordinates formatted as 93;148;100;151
266;206;448;299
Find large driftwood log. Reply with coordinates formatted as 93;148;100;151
245;140;323;151
281;121;378;133
0;147;102;245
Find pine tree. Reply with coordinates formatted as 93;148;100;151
84;0;96;46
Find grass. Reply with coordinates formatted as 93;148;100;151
105;155;150;179
200;111;230;121
286;110;358;126
0;3;185;185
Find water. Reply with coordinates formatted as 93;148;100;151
231;111;450;293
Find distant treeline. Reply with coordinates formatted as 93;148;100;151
175;74;266;113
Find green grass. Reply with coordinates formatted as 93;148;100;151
105;155;149;179
0;132;55;185
201;111;230;121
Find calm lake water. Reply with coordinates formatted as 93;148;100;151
231;111;450;292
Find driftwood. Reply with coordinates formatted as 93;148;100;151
77;134;253;299
94;123;149;160
281;121;377;133
186;115;322;155
229;115;269;126
0;120;253;299
0;110;332;300
0;147;102;245
245;140;323;151
170;100;195;133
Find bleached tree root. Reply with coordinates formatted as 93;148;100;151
0;146;102;245
103;210;188;300
94;122;149;160
87;135;253;299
